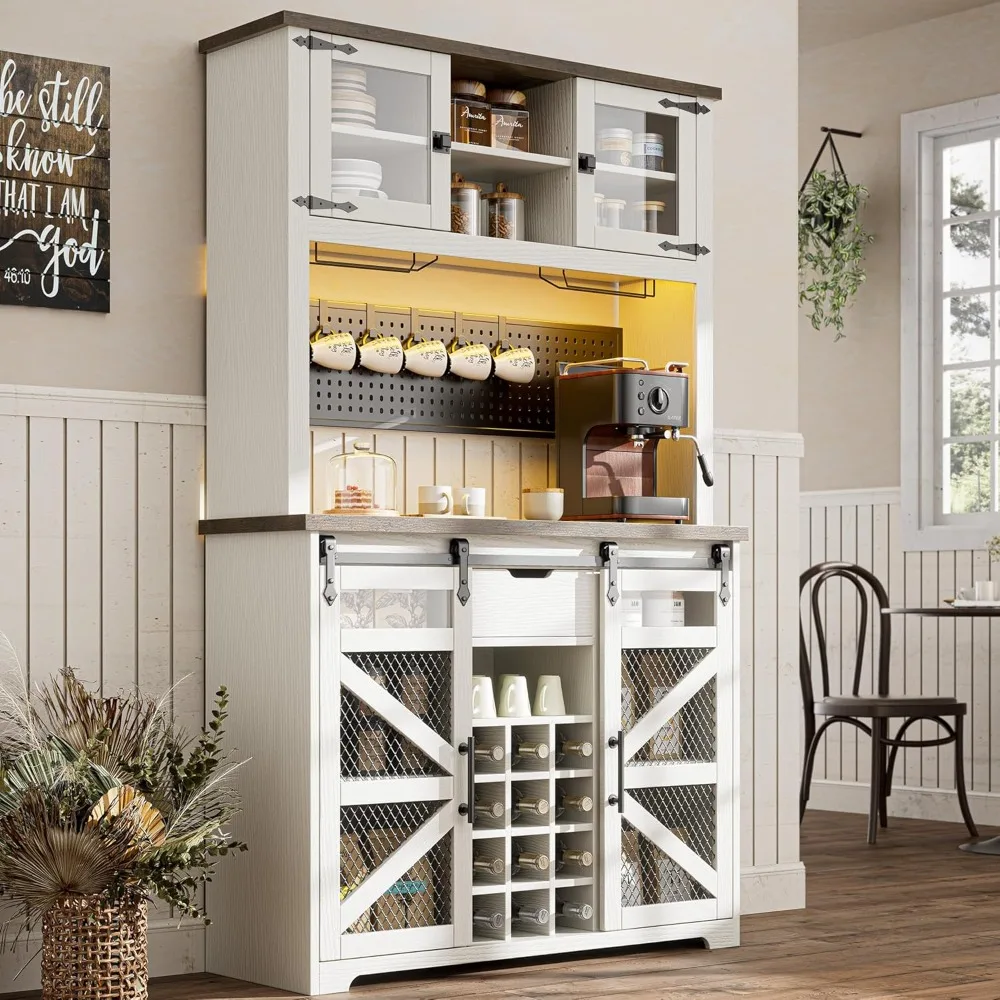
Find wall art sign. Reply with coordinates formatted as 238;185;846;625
0;50;110;312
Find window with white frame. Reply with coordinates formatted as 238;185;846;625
902;98;1000;549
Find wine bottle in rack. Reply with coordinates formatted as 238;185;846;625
472;852;505;877
556;900;593;921
474;797;505;821
473;910;505;931
512;903;549;926
557;841;594;869
512;787;550;821
511;839;550;873
474;742;505;764
557;788;594;815
559;737;593;759
514;735;549;761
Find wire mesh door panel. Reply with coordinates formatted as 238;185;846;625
338;646;458;958
617;645;720;929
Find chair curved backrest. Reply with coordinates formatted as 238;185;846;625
799;563;891;731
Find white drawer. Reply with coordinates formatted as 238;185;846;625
471;568;597;638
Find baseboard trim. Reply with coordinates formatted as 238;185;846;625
0;384;207;425
715;428;804;458
0;920;205;994
809;778;1000;826
740;862;805;914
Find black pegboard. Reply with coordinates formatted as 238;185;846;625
310;299;621;437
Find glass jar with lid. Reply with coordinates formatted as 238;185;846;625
487;88;530;152
326;441;399;515
630;200;666;234
451;173;482;235
485;182;524;240
451;80;490;146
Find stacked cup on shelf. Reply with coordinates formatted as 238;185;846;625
331;67;386;202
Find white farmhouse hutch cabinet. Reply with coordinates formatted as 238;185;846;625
199;12;741;996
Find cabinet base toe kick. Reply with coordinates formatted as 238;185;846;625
318;918;740;994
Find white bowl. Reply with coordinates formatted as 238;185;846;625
332;113;377;129
330;158;382;191
332;67;367;90
331;89;375;110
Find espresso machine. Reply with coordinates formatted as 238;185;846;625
555;358;713;520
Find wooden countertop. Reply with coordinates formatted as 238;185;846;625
198;513;748;542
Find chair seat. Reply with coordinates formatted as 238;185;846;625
815;695;965;718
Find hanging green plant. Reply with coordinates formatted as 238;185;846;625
798;169;874;340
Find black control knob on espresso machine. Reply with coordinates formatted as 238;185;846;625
647;385;669;415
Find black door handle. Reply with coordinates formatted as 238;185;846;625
457;736;474;824
608;730;624;813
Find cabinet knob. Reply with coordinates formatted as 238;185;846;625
607;794;620;807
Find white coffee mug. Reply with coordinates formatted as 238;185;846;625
448;341;493;381
418;484;453;515
975;580;998;602
404;337;449;378
492;343;536;384
498;674;532;718
958;587;975;601
472;675;497;719
358;332;404;375
533;675;566;717
522;487;564;521
311;330;358;371
456;486;487;517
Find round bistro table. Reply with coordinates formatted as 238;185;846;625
884;605;1000;854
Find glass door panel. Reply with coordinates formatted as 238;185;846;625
309;34;449;229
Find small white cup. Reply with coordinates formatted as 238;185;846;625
472;675;497;719
311;330;358;371
404;337;449;378
975;580;998;602
418;485;453;515
492;344;536;384
448;341;493;381
522;487;564;521
456;486;487;517
533;675;566;717
498;674;532;718
358;332;404;374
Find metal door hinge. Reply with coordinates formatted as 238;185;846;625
450;538;471;606
578;152;596;174
600;541;619;606
711;543;731;607
659;96;710;115
319;535;337;606
293;35;358;54
659;240;711;257
432;132;452;153
293;195;358;213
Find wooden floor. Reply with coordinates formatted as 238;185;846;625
33;811;1000;998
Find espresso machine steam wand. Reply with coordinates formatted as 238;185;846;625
671;427;714;487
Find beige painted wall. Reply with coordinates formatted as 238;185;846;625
0;0;799;431
800;0;1000;490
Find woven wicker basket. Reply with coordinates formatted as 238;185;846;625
41;896;148;1000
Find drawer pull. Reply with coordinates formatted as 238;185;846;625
505;568;552;579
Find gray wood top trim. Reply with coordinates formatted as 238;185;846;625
198;513;748;542
197;11;723;102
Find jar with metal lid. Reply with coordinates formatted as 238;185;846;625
451;79;490;146
451;173;482;235
598;127;633;166
485;182;524;240
326;441;399;515
632;132;664;171
487;88;529;152
630;200;666;234
601;197;626;229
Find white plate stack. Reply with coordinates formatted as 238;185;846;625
331;67;376;129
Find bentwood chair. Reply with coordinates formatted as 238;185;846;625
799;562;978;844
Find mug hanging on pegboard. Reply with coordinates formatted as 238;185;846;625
309;299;622;437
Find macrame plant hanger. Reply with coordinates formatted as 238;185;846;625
800;126;863;246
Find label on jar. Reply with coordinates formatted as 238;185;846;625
632;139;664;157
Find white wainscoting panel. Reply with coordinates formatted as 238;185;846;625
801;487;1000;824
0;386;207;994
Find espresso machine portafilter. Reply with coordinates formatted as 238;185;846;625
555;358;713;521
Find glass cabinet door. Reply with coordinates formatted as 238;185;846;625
576;80;703;260
308;33;450;229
